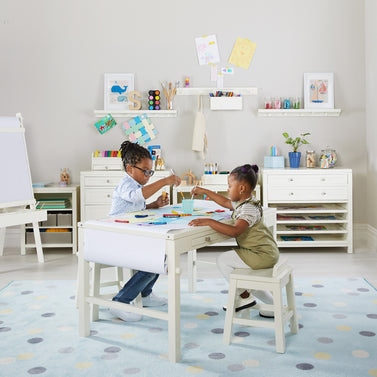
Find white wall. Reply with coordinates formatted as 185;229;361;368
365;0;377;229
0;0;367;223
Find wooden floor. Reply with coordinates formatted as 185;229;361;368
1;246;377;290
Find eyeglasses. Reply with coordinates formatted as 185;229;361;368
133;166;155;177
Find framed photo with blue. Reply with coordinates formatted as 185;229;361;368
104;73;134;111
304;73;334;109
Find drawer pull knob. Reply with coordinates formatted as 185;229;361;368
322;192;327;196
289;178;294;182
321;178;326;182
289;192;294;196
106;179;110;183
105;166;109;170
107;194;111;198
205;236;211;242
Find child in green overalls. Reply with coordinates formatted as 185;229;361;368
189;164;279;316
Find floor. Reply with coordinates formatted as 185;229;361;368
1;245;377;290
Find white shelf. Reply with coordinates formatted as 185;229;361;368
94;110;177;118
176;87;258;96
257;109;341;117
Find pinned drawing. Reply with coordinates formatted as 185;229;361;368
195;35;220;66
228;37;256;69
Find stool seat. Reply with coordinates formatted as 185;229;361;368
223;258;298;353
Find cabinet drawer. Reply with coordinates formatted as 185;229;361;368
268;174;348;187
83;176;122;187
267;187;348;201
84;188;113;204
83;205;111;221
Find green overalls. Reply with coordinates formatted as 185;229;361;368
232;198;279;270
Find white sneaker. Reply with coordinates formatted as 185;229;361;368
223;294;257;312
110;307;142;322
142;292;168;307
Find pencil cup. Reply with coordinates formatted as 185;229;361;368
182;199;194;214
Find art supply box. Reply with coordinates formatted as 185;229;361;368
264;156;285;169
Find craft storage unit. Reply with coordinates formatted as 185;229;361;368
80;170;171;222
23;185;79;253
262;168;353;253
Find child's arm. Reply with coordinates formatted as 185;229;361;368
146;191;169;209
191;186;233;210
188;217;249;238
142;175;181;200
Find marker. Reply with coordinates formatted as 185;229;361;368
148;222;167;225
135;214;148;218
115;220;129;223
163;214;180;218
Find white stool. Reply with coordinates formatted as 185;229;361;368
223;258;298;353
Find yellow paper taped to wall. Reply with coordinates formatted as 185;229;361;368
228;37;257;70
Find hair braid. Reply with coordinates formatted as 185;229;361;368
119;141;152;170
230;164;259;190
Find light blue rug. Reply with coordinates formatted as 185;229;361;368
0;277;377;377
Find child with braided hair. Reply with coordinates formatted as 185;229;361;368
108;141;181;322
189;164;279;316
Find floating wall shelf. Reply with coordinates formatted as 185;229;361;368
257;109;341;117
176;87;258;96
94;110;177;118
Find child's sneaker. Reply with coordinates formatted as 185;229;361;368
223;294;257;312
142;292;168;307
110;307;142;322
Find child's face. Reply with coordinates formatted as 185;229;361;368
227;174;250;201
128;157;153;185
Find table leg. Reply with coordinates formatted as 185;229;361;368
167;240;181;362
187;249;197;293
78;227;90;337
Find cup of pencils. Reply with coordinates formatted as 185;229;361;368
182;199;194;215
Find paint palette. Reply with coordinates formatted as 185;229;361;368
122;114;157;146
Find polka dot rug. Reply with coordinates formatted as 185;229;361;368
0;277;376;377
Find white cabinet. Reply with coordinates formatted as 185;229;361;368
262;168;353;253
24;185;79;253
80;170;171;222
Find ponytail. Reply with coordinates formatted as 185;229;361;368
230;164;259;190
119;141;152;170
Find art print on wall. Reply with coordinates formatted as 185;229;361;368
104;73;134;111
304;73;334;109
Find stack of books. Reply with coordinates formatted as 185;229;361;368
36;199;70;209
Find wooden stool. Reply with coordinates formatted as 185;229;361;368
223;258;298;353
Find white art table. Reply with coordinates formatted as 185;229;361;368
77;200;276;362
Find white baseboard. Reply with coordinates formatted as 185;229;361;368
4;224;377;251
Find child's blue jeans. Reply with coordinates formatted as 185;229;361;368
112;271;159;304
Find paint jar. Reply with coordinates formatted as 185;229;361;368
273;97;281;109
283;98;291;109
306;150;316;168
182;199;194;214
264;97;272;109
320;148;337;168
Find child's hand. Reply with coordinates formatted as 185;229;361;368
191;186;205;197
156;193;170;207
188;218;214;227
166;175;181;187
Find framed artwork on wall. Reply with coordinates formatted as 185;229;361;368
304;73;334;109
104;73;134;111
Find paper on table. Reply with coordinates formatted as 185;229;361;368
84;228;167;274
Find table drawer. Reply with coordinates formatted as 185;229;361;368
84;188;113;204
268;174;348;187
267;187;349;201
83;176;122;187
191;231;229;249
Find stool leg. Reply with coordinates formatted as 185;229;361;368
272;286;285;353
223;278;237;345
287;273;299;334
91;263;101;321
116;267;124;290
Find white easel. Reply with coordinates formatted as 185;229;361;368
0;114;47;263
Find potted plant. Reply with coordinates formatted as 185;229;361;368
282;132;311;168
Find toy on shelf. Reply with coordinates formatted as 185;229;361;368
180;169;201;186
161;81;179;110
94;114;116;134
148;90;161;110
122;113;157;146
59;168;70;186
128;91;142;110
155;158;165;170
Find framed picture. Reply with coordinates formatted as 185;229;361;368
304;73;334;109
104;73;134;111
